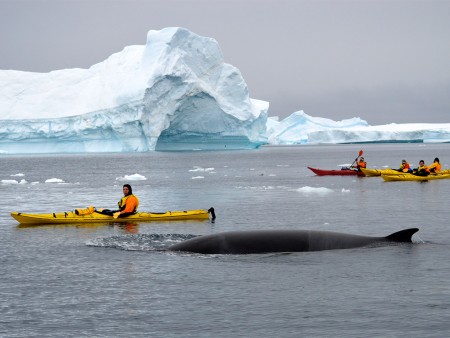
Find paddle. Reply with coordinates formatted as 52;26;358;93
350;150;364;168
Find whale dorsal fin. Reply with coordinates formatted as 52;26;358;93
385;228;419;242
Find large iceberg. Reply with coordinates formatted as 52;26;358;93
1;27;449;154
268;111;450;145
0;27;268;153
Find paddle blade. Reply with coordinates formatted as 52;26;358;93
358;150;363;157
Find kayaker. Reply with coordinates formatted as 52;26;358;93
98;184;140;218
412;160;430;176
397;159;412;173
115;184;140;218
428;157;441;173
352;157;366;172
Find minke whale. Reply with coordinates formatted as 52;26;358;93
168;228;419;254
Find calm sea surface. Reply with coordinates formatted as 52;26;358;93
1;143;450;337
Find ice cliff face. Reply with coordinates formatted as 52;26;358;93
0;27;269;153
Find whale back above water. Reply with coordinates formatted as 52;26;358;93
168;228;419;254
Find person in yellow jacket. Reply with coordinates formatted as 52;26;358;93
98;184;139;218
413;160;430;176
428;157;441;173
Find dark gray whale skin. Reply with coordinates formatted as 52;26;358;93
168;228;419;254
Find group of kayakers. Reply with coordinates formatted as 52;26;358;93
352;154;442;177
113;154;442;219
395;157;441;176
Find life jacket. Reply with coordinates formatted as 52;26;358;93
399;162;410;172
429;162;441;173
417;165;430;175
118;194;139;213
357;160;367;168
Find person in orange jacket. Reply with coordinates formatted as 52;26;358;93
114;184;140;218
397;159;412;173
428;157;441;173
413;160;430;176
98;184;140;218
353;156;366;172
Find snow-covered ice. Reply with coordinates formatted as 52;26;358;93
0;27;268;153
0;27;448;154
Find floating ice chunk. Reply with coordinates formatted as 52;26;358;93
341;188;350;193
191;176;205;179
297;186;334;195
45;178;65;183
116;173;147;181
11;173;25;177
2;179;19;184
189;167;215;172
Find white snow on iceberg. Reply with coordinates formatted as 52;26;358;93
269;111;450;145
0;27;268;153
268;111;369;145
1;26;448;154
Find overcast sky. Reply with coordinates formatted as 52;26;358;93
1;0;449;125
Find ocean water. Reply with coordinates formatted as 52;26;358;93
1;143;450;337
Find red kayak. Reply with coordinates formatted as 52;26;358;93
307;166;365;176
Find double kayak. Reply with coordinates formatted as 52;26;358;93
307;167;364;176
362;168;450;177
11;207;215;225
381;173;450;182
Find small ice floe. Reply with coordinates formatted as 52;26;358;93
45;178;65;183
31;181;40;185
191;176;205;179
116;173;147;181
276;164;290;167
236;185;275;190
11;173;25;177
341;188;350;193
297;186;334;195
2;178;27;185
2;179;19;185
189;166;215;172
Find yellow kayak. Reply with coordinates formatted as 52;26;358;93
381;173;450;182
362;168;450;177
11;208;215;224
360;168;400;176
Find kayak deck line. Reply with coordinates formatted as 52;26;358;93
11;207;215;225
